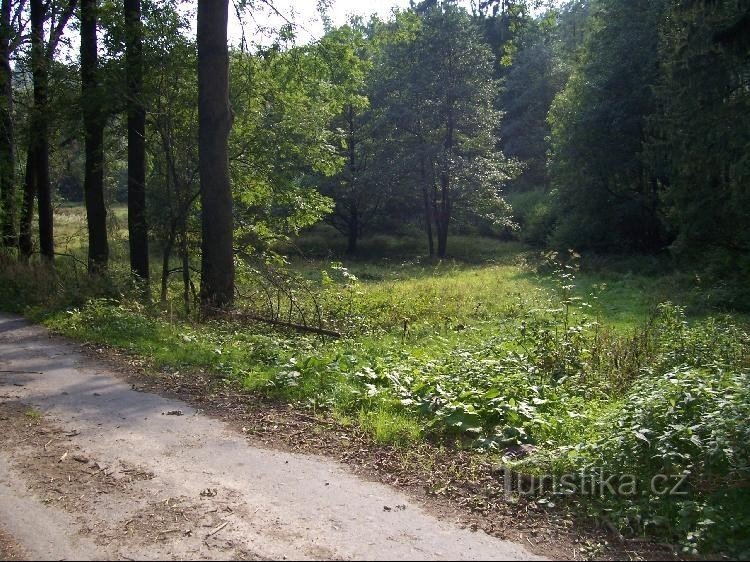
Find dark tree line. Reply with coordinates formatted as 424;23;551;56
497;0;749;278
0;0;746;311
315;0;747;279
0;0;234;309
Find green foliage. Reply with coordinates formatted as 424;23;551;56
4;227;750;556
230;41;358;253
547;0;668;252
368;3;515;254
505;188;555;246
2;0;749;554
515;299;750;557
573;366;750;556
647;0;750;278
498;13;560;193
312;22;387;249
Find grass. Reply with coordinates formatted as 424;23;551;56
54;202;129;255
23;408;43;421
2;205;749;558
357;407;423;446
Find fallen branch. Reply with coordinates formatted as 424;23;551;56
206;307;341;338
205;521;228;538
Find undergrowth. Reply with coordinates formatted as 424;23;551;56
1;246;748;558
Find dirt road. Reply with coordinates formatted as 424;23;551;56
0;314;543;561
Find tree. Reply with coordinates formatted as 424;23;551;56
377;3;513;257
144;14;199;311
125;0;147;281
17;0;76;261
500;25;555;192
547;0;667;252
492;2;588;245
81;0;108;271
229;43;341;257
0;0;16;249
648;0;750;273
315;23;373;254
368;10;437;254
197;0;233;308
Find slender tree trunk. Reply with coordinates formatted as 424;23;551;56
160;221;176;303
34;68;52;261
180;229;190;315
197;0;234;309
81;0;108;272
346;202;358;254
17;0;76;259
419;156;434;257
125;0;148;281
30;0;53;262
436;171;450;258
18;146;35;259
0;0;15;249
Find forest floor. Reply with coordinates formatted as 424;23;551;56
0;313;549;561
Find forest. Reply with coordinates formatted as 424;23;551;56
0;0;749;559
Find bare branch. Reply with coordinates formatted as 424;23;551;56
45;0;76;59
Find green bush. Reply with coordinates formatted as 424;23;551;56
575;366;750;557
506;188;556;246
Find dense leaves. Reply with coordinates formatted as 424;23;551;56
0;0;748;557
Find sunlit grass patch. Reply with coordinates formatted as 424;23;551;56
23;408;43;420
358;406;422;447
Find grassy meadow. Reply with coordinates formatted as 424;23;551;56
1;206;749;558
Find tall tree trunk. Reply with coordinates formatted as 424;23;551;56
81;0;108;272
197;0;234;309
419;156;434;257
18;146;35;260
180;229;190;315
125;0;148;281
346;201;358;254
0;0;15;249
436;171;450;258
34;68;52;261
30;0;53;262
160;220;176;303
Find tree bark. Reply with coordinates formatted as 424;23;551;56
197;0;234;309
436;172;450;258
346;201;358;254
81;0;108;272
30;0;53;261
0;0;15;248
17;0;76;260
125;0;148;281
419;156;434;257
18;146;35;260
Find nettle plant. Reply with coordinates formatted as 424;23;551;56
516;250;595;387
